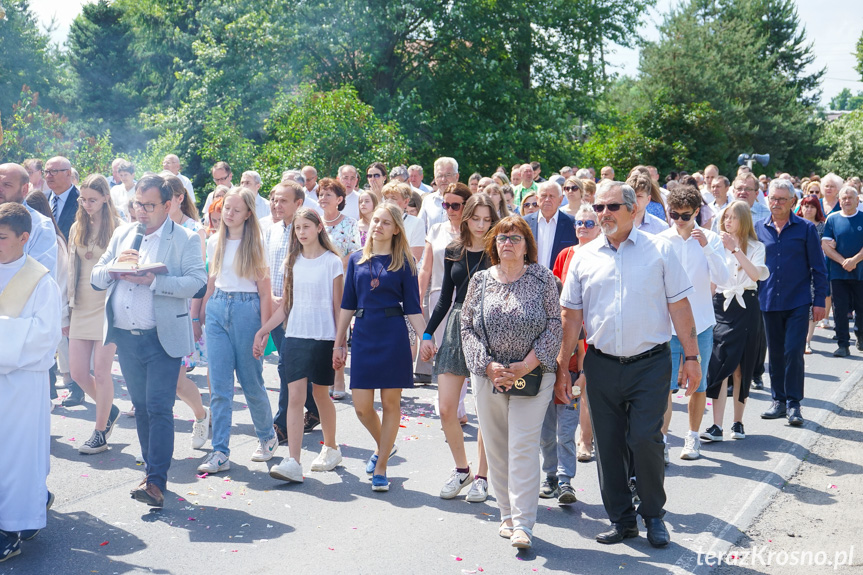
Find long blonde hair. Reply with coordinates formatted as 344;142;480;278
282;208;341;316
73;174;119;248
720;200;758;254
211;187;268;281
358;203;417;274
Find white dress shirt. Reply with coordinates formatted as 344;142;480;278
536;210;559;268
419;193;447;232
342;191;360;221
177;173;195;201
560;226;694;357
403;213;426;248
659;224;731;333
112;218;169;330
254;194;271;218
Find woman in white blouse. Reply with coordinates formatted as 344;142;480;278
701;201;770;444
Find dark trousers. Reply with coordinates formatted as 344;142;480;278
831;279;863;348
271;325;318;430
115;329;182;492
762;304;808;409
584;346;670;524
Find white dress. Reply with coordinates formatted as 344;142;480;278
0;256;61;531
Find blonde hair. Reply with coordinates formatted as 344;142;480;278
720;200;758;254
211;187;268;281
381;181;413;201
73;174;119;249
358;203;417;274
282;208;342;316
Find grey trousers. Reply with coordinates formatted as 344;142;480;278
584;346;670;524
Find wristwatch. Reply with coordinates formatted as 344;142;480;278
731;247;740;254
685;355;701;364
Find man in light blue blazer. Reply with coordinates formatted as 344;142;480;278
92;174;206;507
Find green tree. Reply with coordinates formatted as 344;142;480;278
819;110;863;176
829;88;863;112
856;30;863;79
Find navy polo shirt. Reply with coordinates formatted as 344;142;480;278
755;213;828;312
822;211;863;281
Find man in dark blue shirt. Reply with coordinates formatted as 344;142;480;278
821;186;863;357
755;179;828;426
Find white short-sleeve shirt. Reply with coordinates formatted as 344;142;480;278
206;235;258;293
284;251;344;340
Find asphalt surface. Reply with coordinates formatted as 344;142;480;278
3;325;861;575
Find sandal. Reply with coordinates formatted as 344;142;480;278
511;527;532;549
332;390;346;400
804;344;813;355
499;517;514;539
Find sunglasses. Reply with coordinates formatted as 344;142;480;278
522;202;539;209
442;202;463;211
563;186;581;193
575;220;596;228
367;173;383;179
495;234;524;245
669;211;695;221
591;203;623;213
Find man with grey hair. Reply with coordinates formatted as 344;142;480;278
408;164;432;194
557;179;699;547
513;164;537;205
756;178;827;426
239;170;270;218
161;154;195;201
337;164;361;220
560;166;573;179
44;156;80;240
525;181;576;268
419;157;459;231
282;169;322;215
821;185;863;357
108;157;125;187
389;165;409;183
301;165;318;198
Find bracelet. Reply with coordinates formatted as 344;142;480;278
422;333;432;341
333;346;345;351
192;318;200;322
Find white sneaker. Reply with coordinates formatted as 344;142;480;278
191;408;210;450
680;434;701;460
310;446;343;472
440;468;472;499
251;435;278;462
269;457;304;482
663;441;670;465
197;451;230;473
465;478;488;502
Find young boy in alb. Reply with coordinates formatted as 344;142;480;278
0;203;61;562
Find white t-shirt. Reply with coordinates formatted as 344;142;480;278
206;235;258;293
285;251;343;340
342;191;360;221
403;213;425;248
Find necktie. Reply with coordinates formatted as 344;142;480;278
52;195;60;221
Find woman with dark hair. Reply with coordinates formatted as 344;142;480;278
420;194;499;502
461;215;562;549
366;162;388;199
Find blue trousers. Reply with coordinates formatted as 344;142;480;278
762;304;808;409
831;279;863;348
115;329;182;492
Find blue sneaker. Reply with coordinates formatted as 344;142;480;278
365;445;398;474
371;474;390;492
0;530;21;563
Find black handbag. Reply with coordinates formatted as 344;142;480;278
479;272;542;396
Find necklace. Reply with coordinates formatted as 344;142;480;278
84;236;97;260
323;213;342;225
369;257;385;290
465;250;485;283
497;263;526;285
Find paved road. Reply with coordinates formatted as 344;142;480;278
4;326;861;574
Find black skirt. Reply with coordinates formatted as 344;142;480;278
279;337;336;387
706;290;762;402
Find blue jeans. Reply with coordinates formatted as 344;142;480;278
670;328;713;392
115;329;182;492
540;398;579;483
206;290;275;456
763;305;809;409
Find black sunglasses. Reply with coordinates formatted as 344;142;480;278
591;203;623;213
563;186;581;193
442;201;463;211
669;211;695;221
367;173;383;179
522;202;539;209
575;220;596;228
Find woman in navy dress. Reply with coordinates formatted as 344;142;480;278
334;203;424;492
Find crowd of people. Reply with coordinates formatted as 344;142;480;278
0;152;855;560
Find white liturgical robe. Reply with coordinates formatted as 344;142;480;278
0;255;61;531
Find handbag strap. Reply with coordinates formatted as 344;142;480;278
479;272;494;359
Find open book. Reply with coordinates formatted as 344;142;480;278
108;262;169;280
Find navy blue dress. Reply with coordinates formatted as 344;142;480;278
341;252;422;389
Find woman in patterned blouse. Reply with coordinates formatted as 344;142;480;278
461;215;562;550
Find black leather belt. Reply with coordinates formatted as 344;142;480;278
354;306;404;318
589;342;668;364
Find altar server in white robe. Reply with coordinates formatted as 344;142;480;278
0;203;61;563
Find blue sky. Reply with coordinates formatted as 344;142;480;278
28;0;863;106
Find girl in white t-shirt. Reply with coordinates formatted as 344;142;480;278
255;208;345;481
197;187;276;475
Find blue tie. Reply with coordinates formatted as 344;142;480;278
52;195;60;221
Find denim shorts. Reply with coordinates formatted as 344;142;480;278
670;327;713;393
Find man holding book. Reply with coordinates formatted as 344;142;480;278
91;175;207;507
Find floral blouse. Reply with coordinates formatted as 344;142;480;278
461;263;562;375
326;216;361;258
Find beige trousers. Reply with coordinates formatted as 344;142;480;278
472;371;555;532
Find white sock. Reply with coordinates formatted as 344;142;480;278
687;430;699;438
663;434;668;444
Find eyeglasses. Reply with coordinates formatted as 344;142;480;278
442;201;463;211
213;176;231;184
522;202;539;209
563;186;581;193
435;173;456;180
496;234;524;245
591;203;623;213
133;201;166;212
767;196;790;204
575;220;596;228
366;173;383;179
669;211;695;221
45;168;70;176
77;197;103;206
